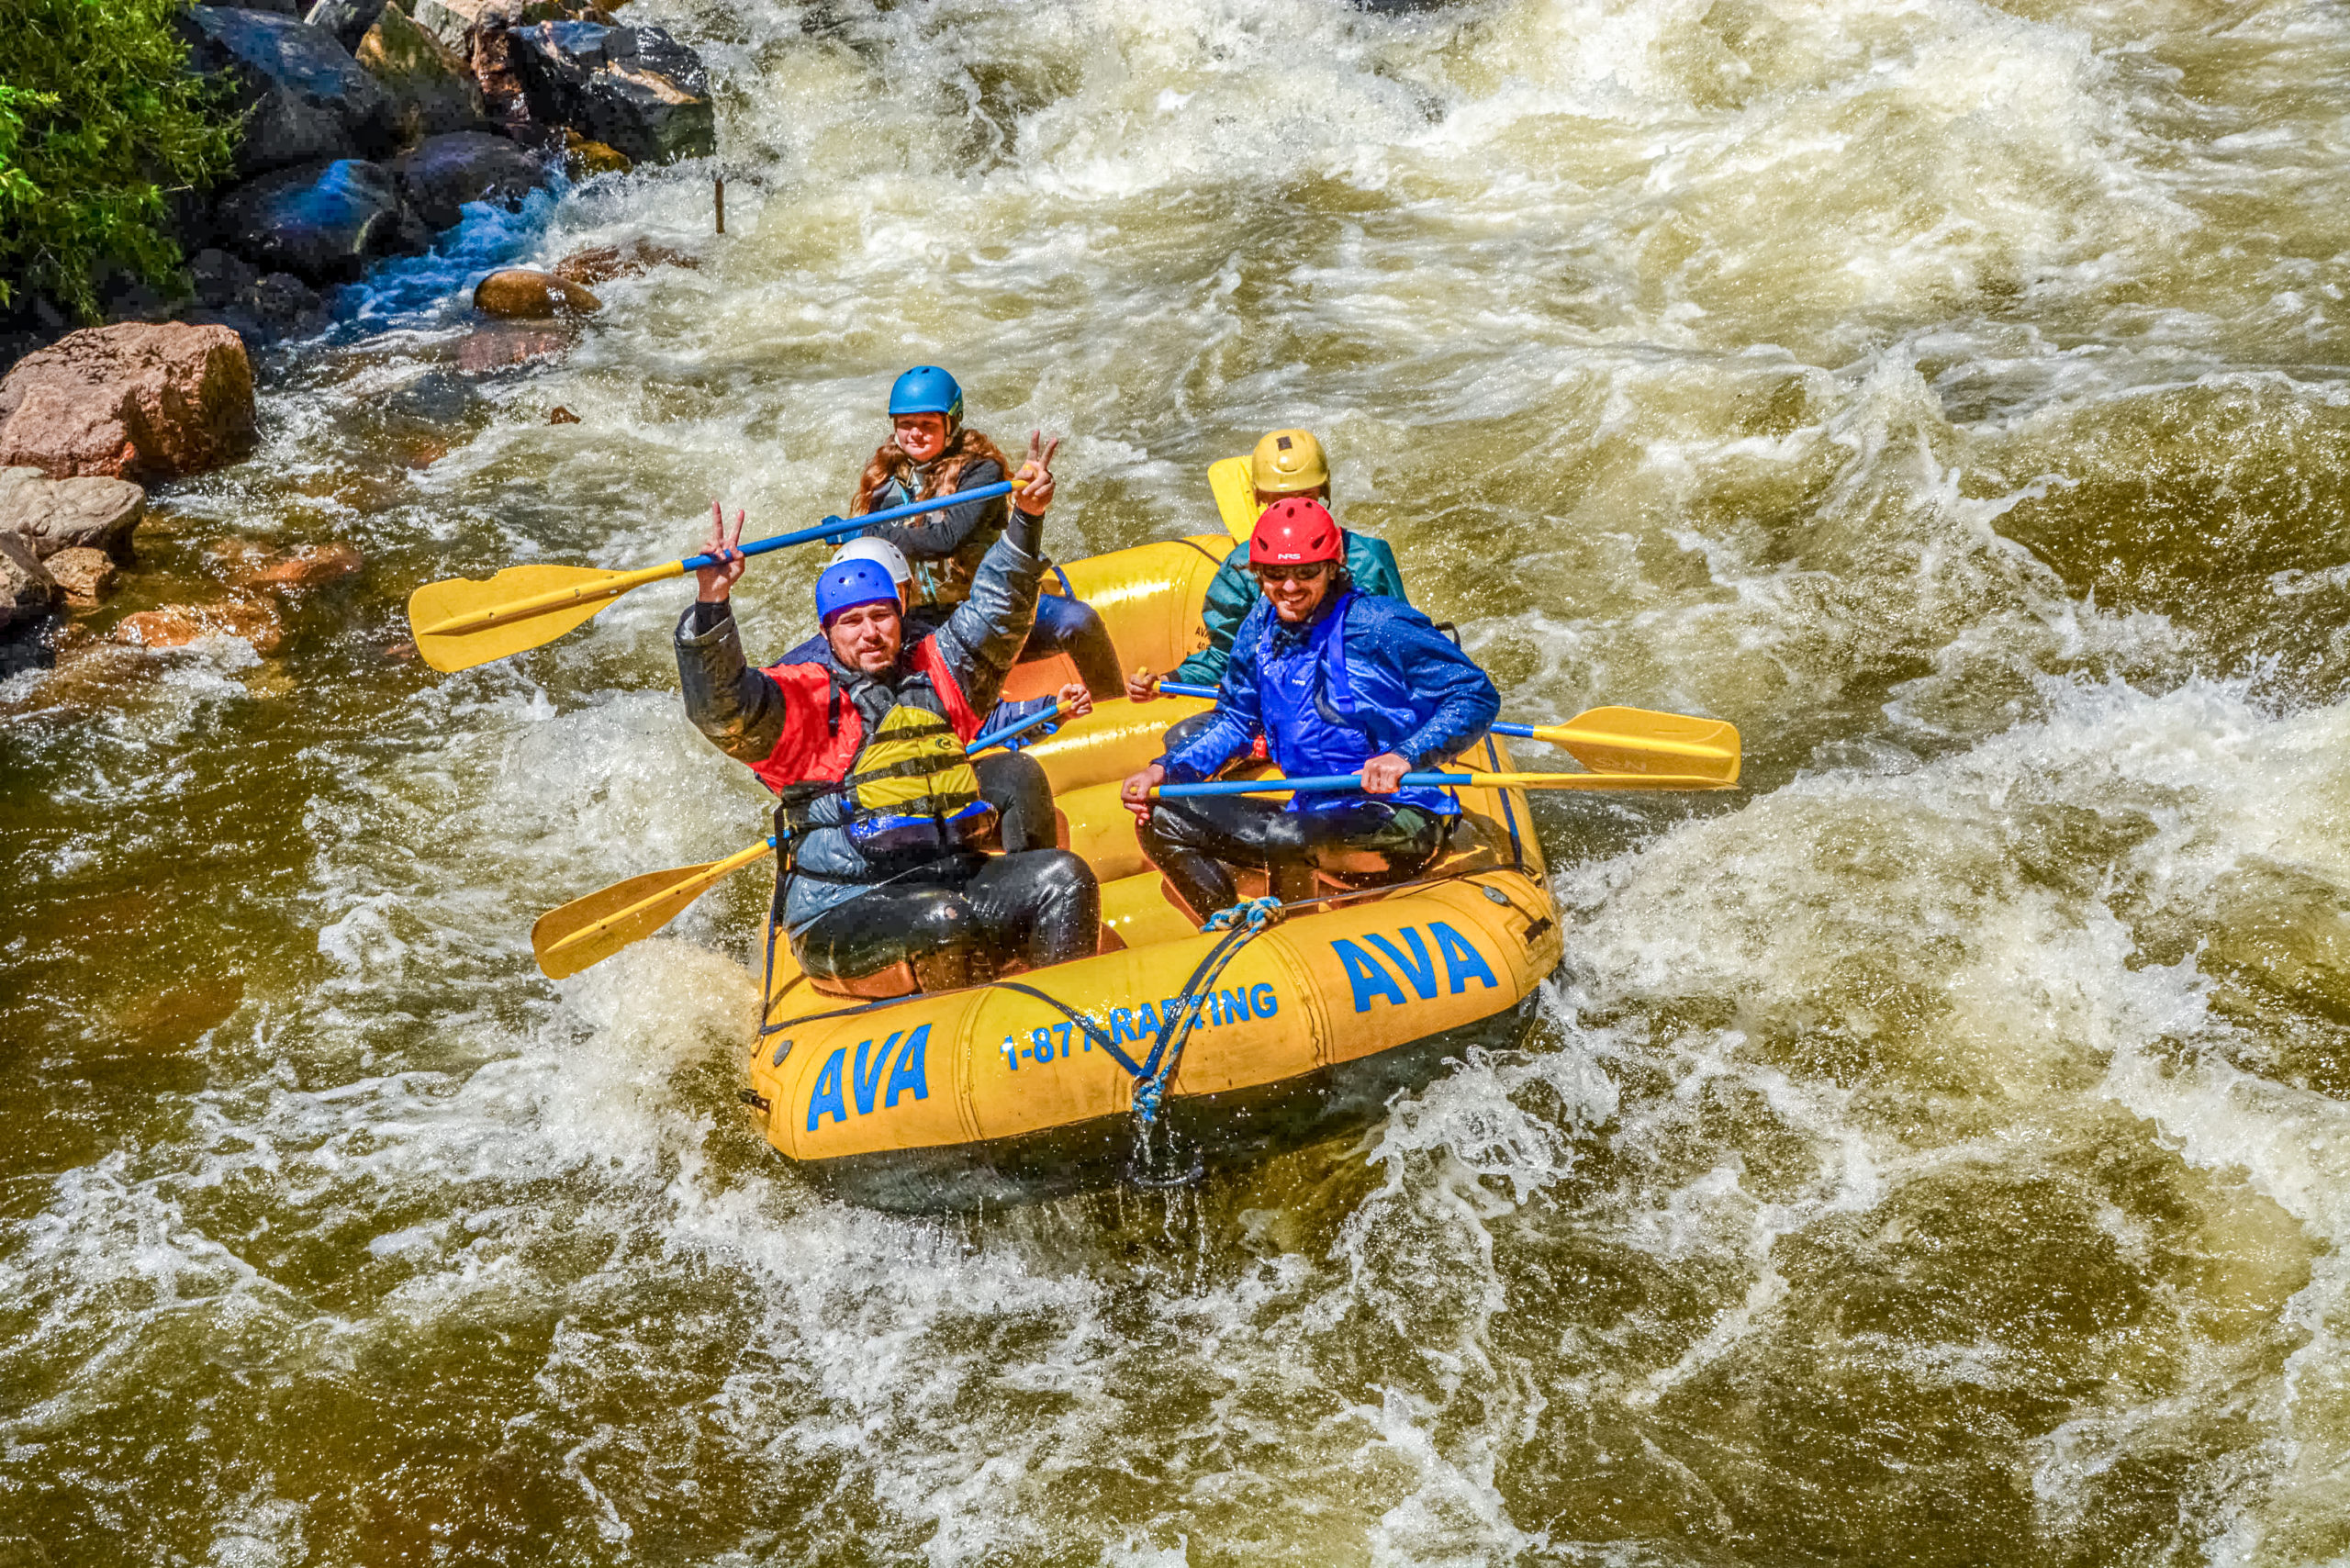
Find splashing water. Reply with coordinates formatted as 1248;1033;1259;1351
6;0;2350;1560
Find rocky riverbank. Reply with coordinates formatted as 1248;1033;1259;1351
0;0;718;665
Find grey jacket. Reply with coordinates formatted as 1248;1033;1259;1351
676;510;1048;935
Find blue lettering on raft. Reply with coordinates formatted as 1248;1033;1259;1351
1334;921;1501;1013
1000;985;1282;1070
808;1025;931;1130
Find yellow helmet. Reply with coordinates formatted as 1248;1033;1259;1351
1249;429;1329;496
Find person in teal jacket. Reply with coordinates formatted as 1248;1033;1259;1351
1126;428;1408;697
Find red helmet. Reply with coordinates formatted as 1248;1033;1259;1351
1249;498;1342;566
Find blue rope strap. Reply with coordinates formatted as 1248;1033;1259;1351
1131;896;1287;1126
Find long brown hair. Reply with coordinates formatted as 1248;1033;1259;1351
849;426;1013;517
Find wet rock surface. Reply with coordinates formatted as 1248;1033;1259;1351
0;325;257;483
46;549;118;608
179;6;399;174
392;130;554;230
357;1;488;141
217;159;431;284
114;596;286;655
0;469;147;562
508;20;714;165
552;238;697;286
473;268;602;319
228;542;366;588
302;0;388;50
185;251;334;349
0;532;59;634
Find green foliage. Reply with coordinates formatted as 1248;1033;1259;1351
0;0;236;319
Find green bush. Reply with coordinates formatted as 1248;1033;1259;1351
0;0;235;320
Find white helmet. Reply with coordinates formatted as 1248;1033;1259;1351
829;535;911;586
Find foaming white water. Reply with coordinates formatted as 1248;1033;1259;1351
11;0;2350;1559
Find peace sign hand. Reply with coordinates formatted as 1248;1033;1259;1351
696;500;748;603
1012;430;1060;516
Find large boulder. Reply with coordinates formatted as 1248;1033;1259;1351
0;468;147;562
392;130;554;230
357;2;487;142
0;533;59;636
508;20;714;166
0;325;256;482
217;160;431;284
302;0;387;50
179;6;398;174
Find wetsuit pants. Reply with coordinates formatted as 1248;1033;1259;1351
1138;796;1447;923
1022;591;1123;700
795;849;1102;982
974;751;1054;853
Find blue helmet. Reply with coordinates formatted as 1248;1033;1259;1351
889;365;963;427
815;558;900;625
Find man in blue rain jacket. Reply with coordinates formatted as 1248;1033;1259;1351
1120;498;1498;922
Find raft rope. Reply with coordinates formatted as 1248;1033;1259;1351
1130;895;1285;1126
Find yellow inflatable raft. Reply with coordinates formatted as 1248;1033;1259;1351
736;535;1562;1211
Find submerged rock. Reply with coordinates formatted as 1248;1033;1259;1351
473;268;601;319
358;1;488;140
508;20;714;166
0;324;256;483
454;321;572;372
217;159;431;284
179;6;398;174
0;468;146;562
47;549;118;608
393;130;554;230
0;533;59;634
552;238;698;286
115;597;285;655
231;542;365;589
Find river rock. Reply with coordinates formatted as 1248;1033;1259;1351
178;6;397;175
392;131;554;230
233;542;365;588
552;238;697;286
0;470;146;562
303;0;386;49
454;322;571;372
0;533;59;634
0;324;256;483
218;160;431;284
563;130;631;178
115;597;285;655
508;20;714;166
358;2;488;141
473;268;601;319
47;549;117;607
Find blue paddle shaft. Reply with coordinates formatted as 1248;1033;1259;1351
678;480;1020;573
968;702;1062;755
1156;772;1473;799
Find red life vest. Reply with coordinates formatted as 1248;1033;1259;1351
746;633;983;796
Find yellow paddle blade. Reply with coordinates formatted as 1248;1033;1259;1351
531;840;775;980
408;561;677;673
1208;456;1260;543
1534;706;1741;783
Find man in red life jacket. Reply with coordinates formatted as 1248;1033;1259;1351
677;433;1102;990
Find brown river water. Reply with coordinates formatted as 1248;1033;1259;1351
7;0;2350;1560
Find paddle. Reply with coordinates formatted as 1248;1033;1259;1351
1148;770;1736;799
408;480;1025;674
530;700;1068;980
1207;456;1259;542
1150;683;1740;784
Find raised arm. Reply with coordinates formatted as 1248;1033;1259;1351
930;434;1058;712
674;505;785;761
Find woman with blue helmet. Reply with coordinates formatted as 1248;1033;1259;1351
849;366;1123;700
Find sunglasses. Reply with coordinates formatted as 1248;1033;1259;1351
1251;563;1330;584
